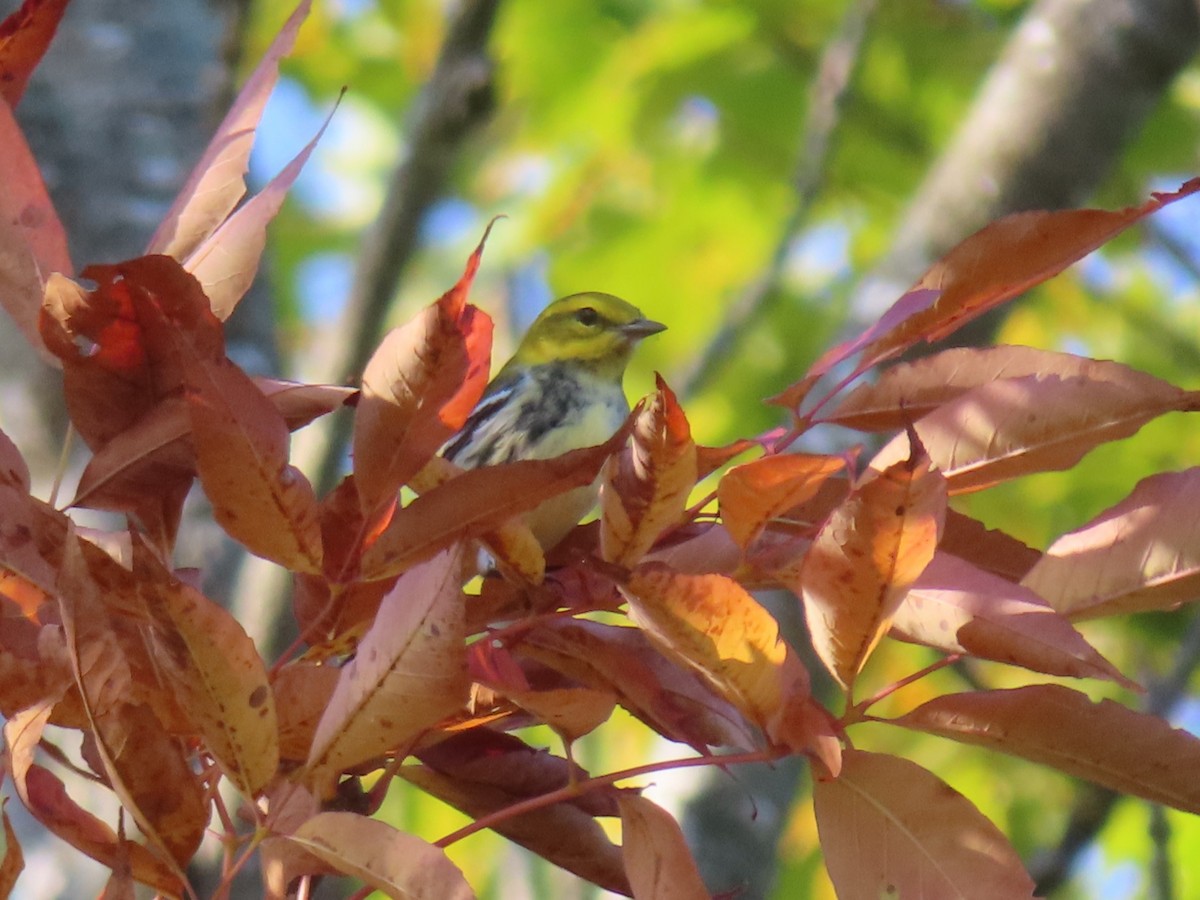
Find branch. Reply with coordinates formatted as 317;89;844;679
852;0;1200;346
678;0;878;399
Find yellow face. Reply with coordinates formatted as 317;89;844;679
515;292;666;374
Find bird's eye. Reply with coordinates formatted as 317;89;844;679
575;306;600;326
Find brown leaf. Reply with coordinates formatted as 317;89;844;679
273;661;340;762
185;352;323;572
796;441;946;690
515;618;761;753
0;798;23;898
618;794;708;900
58;534;208;872
893;554;1134;688
622;564;823;756
0;0;70;106
695;438;756;479
146;0;312;260
601;378;697;567
305;549;468;787
353;225;495;516
891;685;1200;814
140;548;279;797
403;729;630;896
185;100;335;319
0;99;71;364
940;509;1040;582
813;749;1035;900
717;453;845;550
644;522;742;578
825;345;1173;432
286;812;475;899
861;179;1200;365
4;700;183;897
1022;468;1200;619
869;373;1197;494
362;430;629;581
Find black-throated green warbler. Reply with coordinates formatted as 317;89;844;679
443;291;666;550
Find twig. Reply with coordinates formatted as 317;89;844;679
1149;803;1174;900
1028;611;1200;894
679;0;878;400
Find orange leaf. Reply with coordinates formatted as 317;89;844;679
404;729;630;896
145;0;312;260
352;225;495;516
869;372;1198;494
617;794;708;900
622;564;824;756
0;798;22;898
718;453;845;550
861;179;1200;365
796;440;946;690
1;99;70;364
286;812;474;899
1022;468;1200;619
305;549;468;787
825;344;1169;431
813;749;1035;900
893;554;1134;688
185;353;323;572
185;100;336;320
140;549;279;797
57;535;207;875
361;429;628;581
601;377;697;566
891;685;1200;813
515;618;761;753
4;703;181;896
0;0;70;106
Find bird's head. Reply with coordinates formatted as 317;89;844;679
511;292;666;380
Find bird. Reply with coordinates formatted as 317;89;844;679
442;291;666;552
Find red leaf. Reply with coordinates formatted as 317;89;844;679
146;0;312;260
0;0;70;106
861;179;1200;365
352;224;495;516
184;353;323;572
0;99;71;363
185;100;336;320
814;749;1035;899
891;685;1200;814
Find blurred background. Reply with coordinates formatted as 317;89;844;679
9;0;1200;897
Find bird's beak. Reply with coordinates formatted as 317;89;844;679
620;318;667;339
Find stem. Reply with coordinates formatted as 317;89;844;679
845;653;961;723
435;745;790;848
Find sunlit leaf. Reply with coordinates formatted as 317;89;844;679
1022;468;1200;619
601;377;697;566
869;373;1198;494
145;0;312;259
813;749;1035;899
618;794;708;900
891;686;1200;814
352;224;495;516
893;553;1134;687
796;439;946;690
287;812;475;900
305;549;468;786
718;453;845;549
